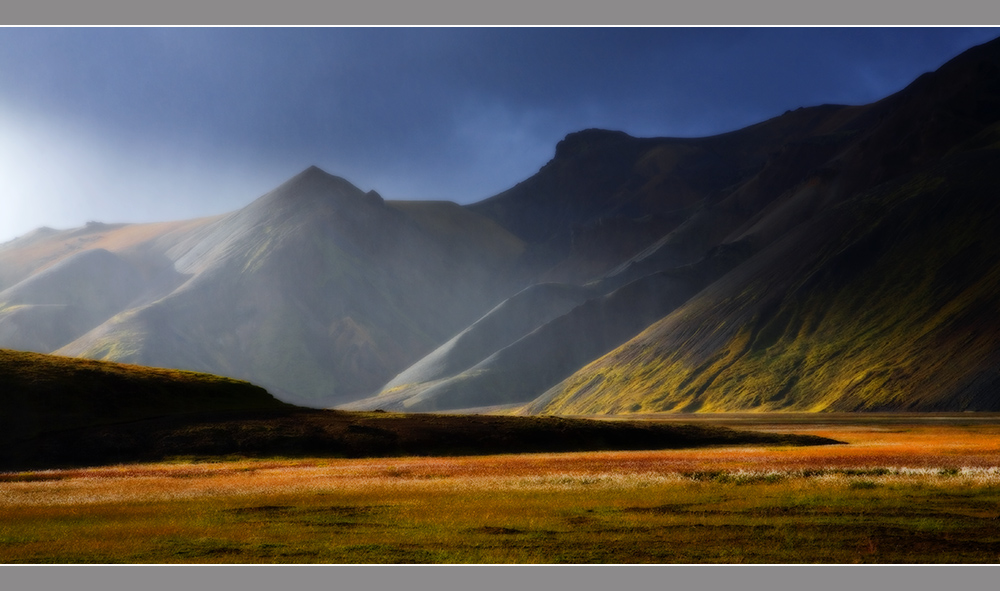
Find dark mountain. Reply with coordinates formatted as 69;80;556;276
467;105;863;284
374;35;1000;415
534;149;1000;413
530;37;1000;414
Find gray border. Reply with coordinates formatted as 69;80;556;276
1;1;999;25
0;564;997;590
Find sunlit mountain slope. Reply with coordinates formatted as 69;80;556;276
1;168;527;406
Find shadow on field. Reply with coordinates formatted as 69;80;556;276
0;407;841;471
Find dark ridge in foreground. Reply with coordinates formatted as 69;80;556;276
0;408;840;472
0;348;838;471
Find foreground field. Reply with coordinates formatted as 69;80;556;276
2;415;1000;563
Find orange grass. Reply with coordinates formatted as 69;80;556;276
3;418;1000;563
2;421;999;507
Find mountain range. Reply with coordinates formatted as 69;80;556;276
4;36;1000;414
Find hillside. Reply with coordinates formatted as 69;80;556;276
524;39;1000;415
0;349;836;471
0;348;290;467
467;105;863;284
532;149;1000;413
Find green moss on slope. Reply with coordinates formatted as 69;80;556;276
542;150;1000;414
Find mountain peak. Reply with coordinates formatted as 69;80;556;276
554;129;636;159
286;164;348;187
254;166;384;212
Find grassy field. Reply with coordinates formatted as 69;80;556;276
2;415;1000;563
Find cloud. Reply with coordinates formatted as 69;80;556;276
1;27;998;242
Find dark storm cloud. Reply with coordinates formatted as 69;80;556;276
1;27;998;241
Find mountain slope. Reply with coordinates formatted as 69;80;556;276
58;168;528;406
368;283;592;397
467;106;865;284
349;246;749;412
0;248;145;352
431;35;1000;415
531;147;1000;414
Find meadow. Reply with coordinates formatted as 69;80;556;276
2;414;1000;563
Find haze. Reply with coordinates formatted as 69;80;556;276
1;27;997;243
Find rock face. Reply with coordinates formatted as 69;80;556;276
5;37;1000;413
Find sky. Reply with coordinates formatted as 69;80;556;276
1;27;998;243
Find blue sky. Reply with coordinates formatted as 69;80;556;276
1;27;998;242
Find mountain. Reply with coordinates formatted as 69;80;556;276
5;37;1000;415
1;167;528;407
340;282;595;410
347;263;730;412
366;35;1000;414
467;104;863;285
531;151;1000;413
527;38;1000;414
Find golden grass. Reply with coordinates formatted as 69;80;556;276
3;418;1000;563
3;421;997;506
